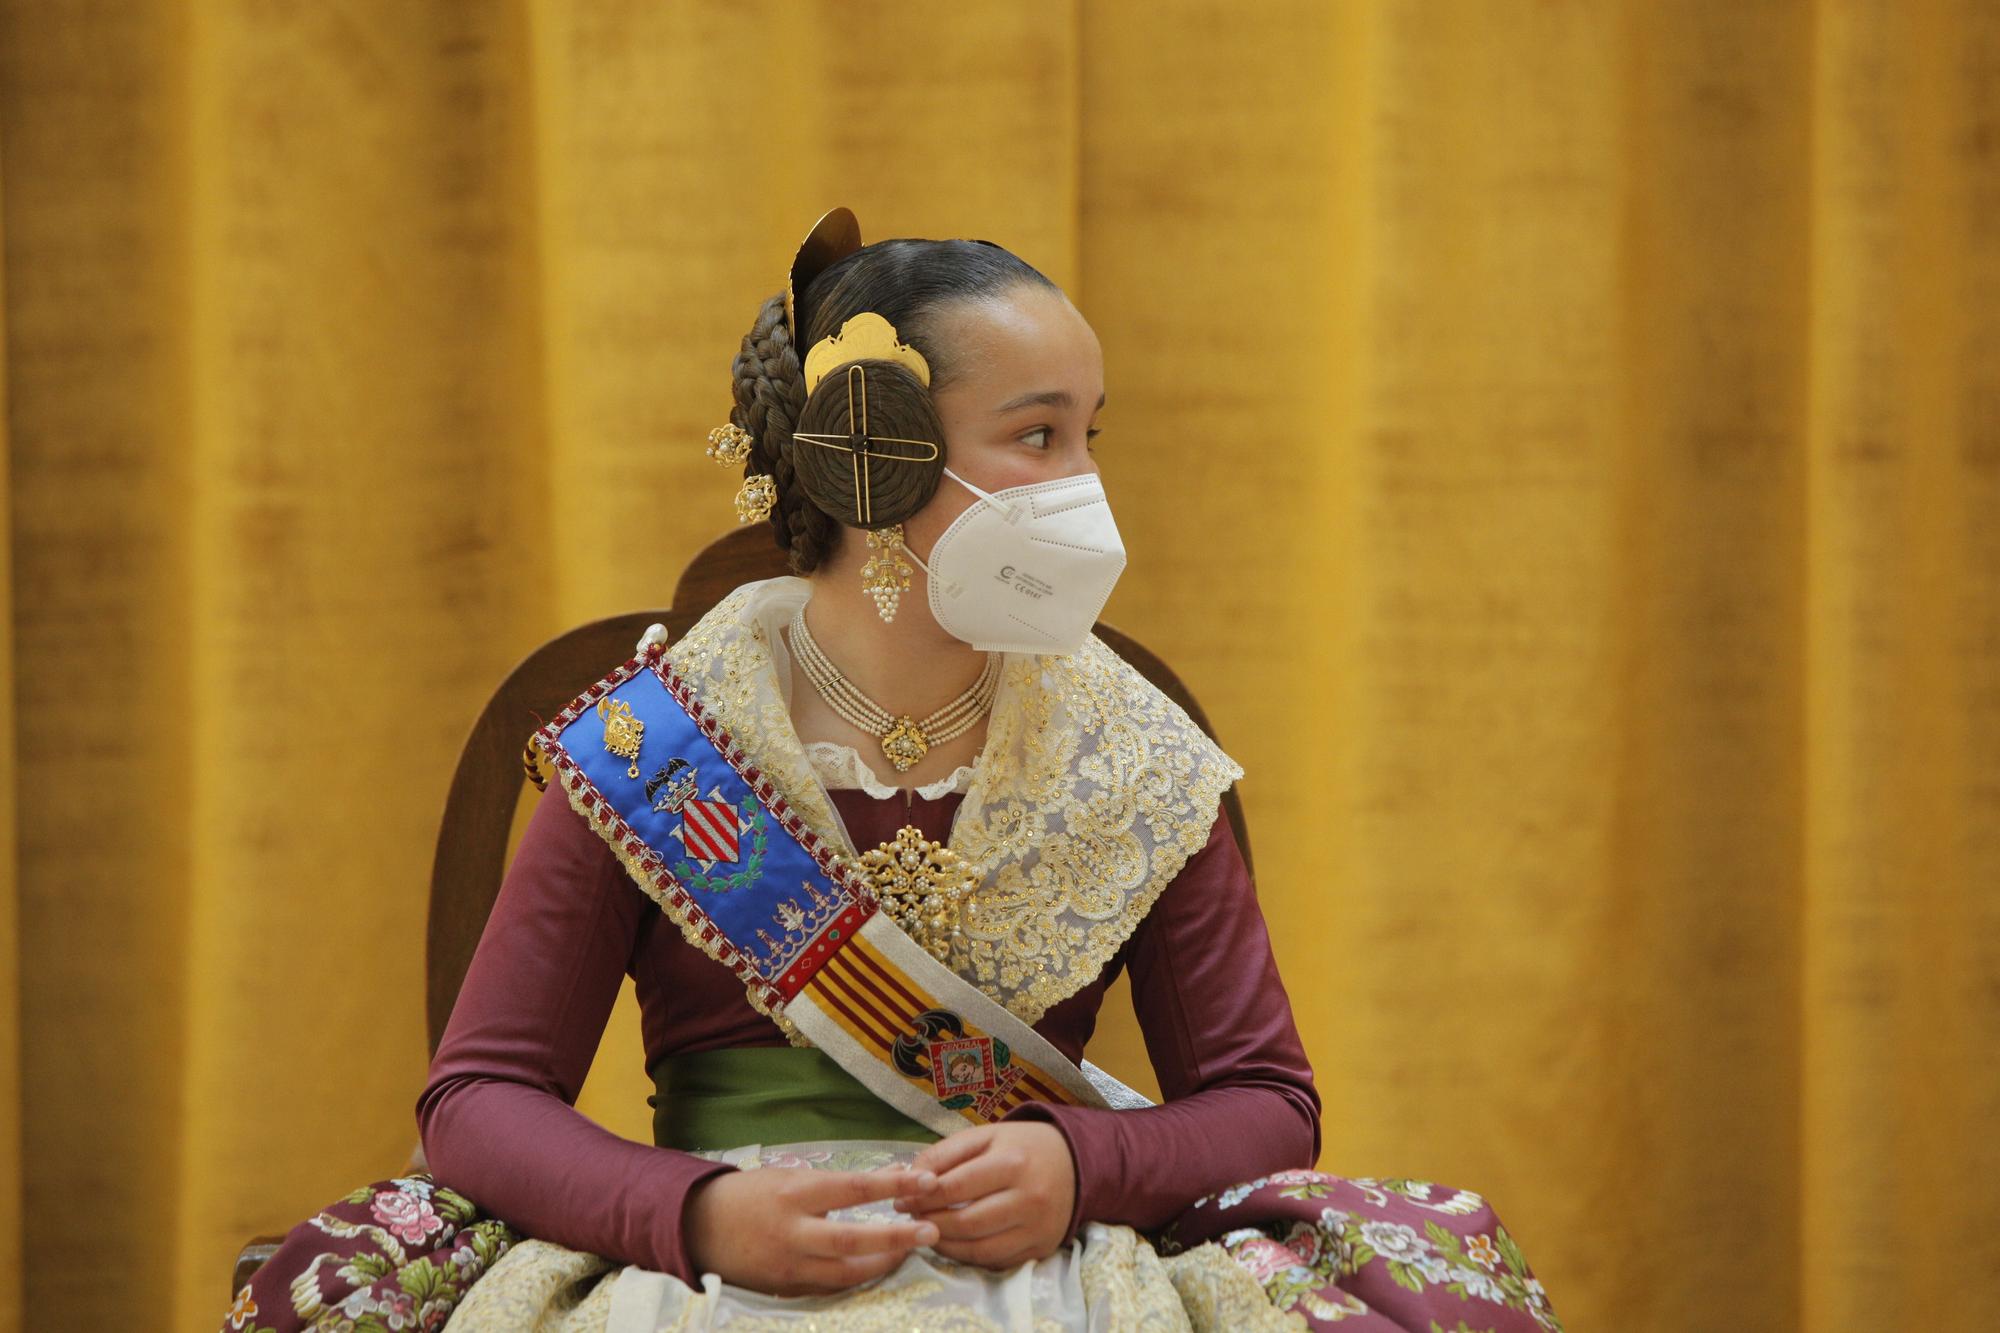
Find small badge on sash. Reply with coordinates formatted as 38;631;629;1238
894;1009;1027;1119
597;697;645;779
646;757;698;814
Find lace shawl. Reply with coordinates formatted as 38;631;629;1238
664;576;1245;1029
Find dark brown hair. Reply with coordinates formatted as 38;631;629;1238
727;237;1060;573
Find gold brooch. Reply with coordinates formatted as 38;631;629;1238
858;826;978;964
596;697;644;779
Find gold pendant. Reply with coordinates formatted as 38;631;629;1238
879;717;929;772
858;825;977;963
597;697;644;779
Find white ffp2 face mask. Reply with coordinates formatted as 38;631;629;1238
906;467;1128;655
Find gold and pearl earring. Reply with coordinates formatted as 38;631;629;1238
860;525;914;623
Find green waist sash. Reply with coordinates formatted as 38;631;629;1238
649;1046;941;1152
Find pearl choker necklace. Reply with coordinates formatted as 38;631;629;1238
788;606;999;773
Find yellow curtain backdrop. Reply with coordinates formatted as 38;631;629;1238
0;165;21;1331
1;2;1994;1330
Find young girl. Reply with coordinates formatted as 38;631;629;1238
225;209;1561;1332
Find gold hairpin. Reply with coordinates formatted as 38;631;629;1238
706;422;754;466
734;473;777;523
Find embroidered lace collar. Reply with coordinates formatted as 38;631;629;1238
665;575;1243;1025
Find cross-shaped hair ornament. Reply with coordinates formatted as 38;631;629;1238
790;362;942;526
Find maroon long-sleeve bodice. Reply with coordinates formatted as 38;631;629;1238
416;775;1320;1282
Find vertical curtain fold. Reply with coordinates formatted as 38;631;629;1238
1801;1;2000;1327
0;151;24;1333
1609;4;1813;1323
166;5;558;1324
1;2;198;1326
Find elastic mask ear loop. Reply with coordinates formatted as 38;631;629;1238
943;467;1023;523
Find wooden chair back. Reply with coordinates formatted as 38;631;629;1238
428;524;1252;1051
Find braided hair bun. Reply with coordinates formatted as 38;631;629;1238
789;360;946;530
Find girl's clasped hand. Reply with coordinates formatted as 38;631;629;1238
900;1121;1077;1269
684;1120;1076;1294
683;1166;939;1297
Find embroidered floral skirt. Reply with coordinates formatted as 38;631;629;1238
223;1141;1562;1332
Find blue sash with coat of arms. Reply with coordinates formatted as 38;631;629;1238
527;635;1109;1136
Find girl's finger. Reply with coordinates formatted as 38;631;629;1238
910;1128;991;1179
909;1148;1017;1210
906;1189;1020;1242
796;1215;939;1259
795;1167;936;1214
